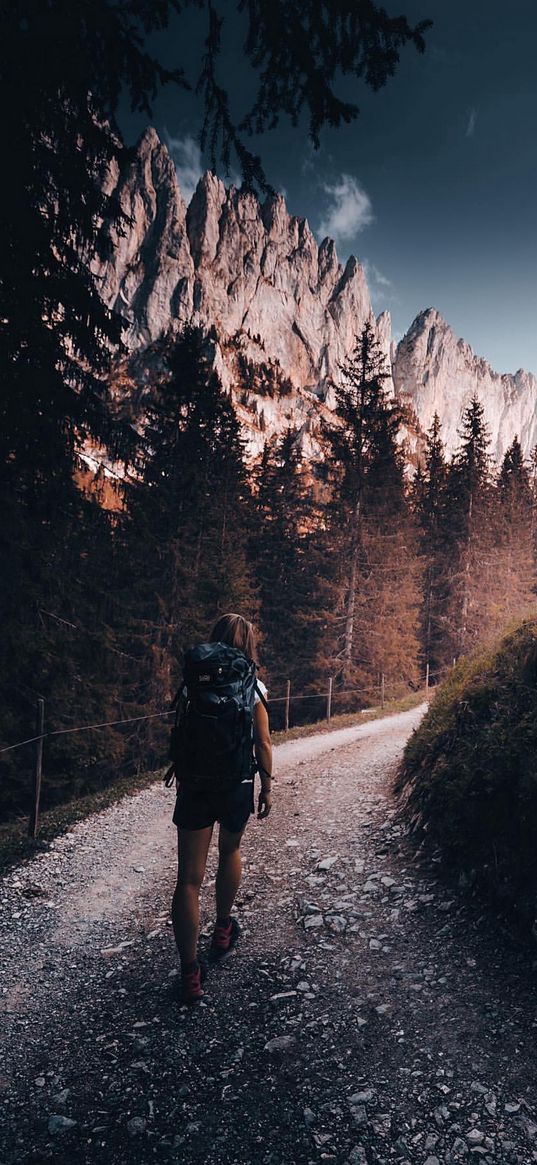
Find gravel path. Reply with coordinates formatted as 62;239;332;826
2;703;537;1165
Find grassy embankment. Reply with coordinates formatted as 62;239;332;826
0;688;426;871
394;617;537;934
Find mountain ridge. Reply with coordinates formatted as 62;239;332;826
93;127;537;465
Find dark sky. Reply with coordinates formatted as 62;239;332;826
118;0;537;376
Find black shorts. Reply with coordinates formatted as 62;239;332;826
173;779;254;833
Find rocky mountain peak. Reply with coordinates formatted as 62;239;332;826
92;125;536;467
393;307;537;462
94;127;381;378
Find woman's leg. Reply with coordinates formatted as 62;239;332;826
172;826;213;964
215;825;246;920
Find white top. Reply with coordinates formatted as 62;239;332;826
255;679;268;705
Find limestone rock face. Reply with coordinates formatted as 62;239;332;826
92;127;195;346
94;128;536;467
96;127;379;401
393;309;537;463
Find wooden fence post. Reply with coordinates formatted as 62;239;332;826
28;697;45;839
381;673;385;709
284;680;291;732
326;677;333;723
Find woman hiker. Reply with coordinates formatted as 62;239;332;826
171;613;273;1004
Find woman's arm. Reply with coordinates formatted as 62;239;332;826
253;700;273;819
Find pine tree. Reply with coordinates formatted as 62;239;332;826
118;328;258;761
489;436;537;627
0;3;187;815
320;321;422;697
444;395;495;659
411;412;450;679
251;429;325;719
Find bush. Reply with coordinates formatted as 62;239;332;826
393;617;537;930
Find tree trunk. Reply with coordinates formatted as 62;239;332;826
459;489;473;653
342;498;361;683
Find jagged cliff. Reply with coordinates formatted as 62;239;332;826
92;127;390;457
92;127;536;466
393;309;537;463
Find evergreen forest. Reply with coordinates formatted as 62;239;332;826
3;319;537;821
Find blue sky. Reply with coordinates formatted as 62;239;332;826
118;0;537;376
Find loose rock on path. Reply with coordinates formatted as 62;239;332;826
2;704;537;1165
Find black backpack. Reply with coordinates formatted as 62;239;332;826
164;642;267;791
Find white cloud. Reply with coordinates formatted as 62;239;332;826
465;107;477;138
301;145;316;175
164;131;204;202
363;259;395;309
317;174;373;243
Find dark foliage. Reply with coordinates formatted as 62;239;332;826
251;430;325;724
0;0;431;816
394;619;537;932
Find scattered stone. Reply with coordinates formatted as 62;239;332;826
264;1035;297;1053
100;939;135;957
317;857;338;871
48;1115;77;1135
325;914;347;933
349;1090;376;1105
313;1132;332;1146
466;1129;484;1145
51;1089;70;1106
127;1117;147;1137
347;1148;367;1165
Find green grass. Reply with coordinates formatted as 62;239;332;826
0;688;426;873
394;618;537;931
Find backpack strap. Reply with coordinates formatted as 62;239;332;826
163;684;187;788
255;682;269;713
164;763;176;788
170;683;186;709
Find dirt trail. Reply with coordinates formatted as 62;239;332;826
2;703;537;1165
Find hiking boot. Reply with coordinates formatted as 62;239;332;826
180;959;206;1004
208;916;241;965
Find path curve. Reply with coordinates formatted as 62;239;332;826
1;704;537;1165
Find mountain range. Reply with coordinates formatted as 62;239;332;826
92;127;537;466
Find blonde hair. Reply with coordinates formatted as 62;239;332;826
210;613;257;662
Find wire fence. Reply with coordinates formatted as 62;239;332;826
1;661;453;837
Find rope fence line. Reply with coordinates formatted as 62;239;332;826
0;710;175;756
2;660;455;838
2;665;455;757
